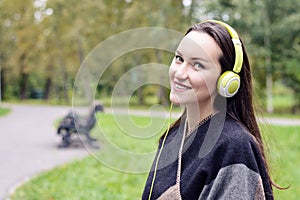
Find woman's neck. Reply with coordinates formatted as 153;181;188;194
185;103;215;133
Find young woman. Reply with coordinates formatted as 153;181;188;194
142;20;274;200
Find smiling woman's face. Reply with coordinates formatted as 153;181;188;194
169;31;222;107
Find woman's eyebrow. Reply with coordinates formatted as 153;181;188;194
176;50;209;62
175;50;182;55
190;57;209;62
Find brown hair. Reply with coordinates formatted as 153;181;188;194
165;21;285;190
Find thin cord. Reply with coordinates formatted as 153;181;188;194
148;103;173;200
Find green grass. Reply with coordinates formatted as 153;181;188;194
266;125;300;199
10;158;146;200
271;82;296;113
10;113;170;200
263;112;300;119
10;114;300;200
0;106;11;117
273;94;294;109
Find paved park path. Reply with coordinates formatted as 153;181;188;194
0;104;89;200
0;103;300;200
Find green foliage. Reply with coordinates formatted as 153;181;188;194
0;0;189;104
200;0;300;111
1;0;299;111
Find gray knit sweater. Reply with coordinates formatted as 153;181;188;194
142;113;273;200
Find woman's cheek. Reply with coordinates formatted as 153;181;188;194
169;61;176;75
169;65;176;84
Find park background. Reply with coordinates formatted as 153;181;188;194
0;0;299;199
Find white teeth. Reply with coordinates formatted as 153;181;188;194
175;83;191;90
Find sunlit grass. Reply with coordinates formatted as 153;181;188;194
266;125;300;199
10;114;300;200
0;106;11;117
10;113;167;200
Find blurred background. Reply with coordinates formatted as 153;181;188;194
1;1;300;199
0;0;299;114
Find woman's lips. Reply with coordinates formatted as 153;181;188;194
173;82;192;91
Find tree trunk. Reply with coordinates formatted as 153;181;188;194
77;36;93;105
155;50;169;107
138;87;144;105
292;88;300;114
264;0;273;113
19;72;28;100
19;53;28;100
266;71;273;113
0;63;4;101
43;77;52;100
62;70;69;103
43;62;54;101
57;49;69;103
134;54;144;105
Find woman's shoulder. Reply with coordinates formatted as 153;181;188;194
206;115;262;165
210;116;263;168
219;116;255;148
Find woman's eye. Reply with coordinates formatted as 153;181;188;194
193;62;205;70
175;55;183;63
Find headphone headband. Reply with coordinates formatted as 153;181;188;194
206;20;243;73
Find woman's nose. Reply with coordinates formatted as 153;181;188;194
174;63;189;80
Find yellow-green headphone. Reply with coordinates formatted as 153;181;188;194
207;20;243;98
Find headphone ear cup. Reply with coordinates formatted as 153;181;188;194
217;71;240;97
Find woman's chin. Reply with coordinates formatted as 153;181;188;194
169;93;181;106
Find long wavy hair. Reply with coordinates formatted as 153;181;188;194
164;21;284;189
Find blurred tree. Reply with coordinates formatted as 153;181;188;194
195;0;300;112
119;0;190;106
0;0;12;100
0;0;40;99
1;0;298;111
39;0;131;103
40;0;85;102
